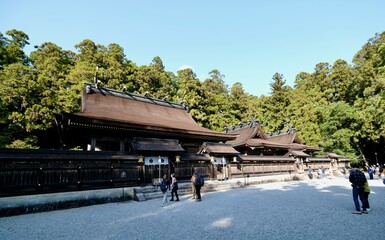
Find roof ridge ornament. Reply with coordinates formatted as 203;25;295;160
83;82;185;109
225;119;260;133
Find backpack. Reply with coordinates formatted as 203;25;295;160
160;180;167;192
196;175;204;187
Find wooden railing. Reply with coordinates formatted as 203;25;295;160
0;149;141;197
1;149;337;197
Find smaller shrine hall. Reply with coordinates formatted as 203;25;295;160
225;121;348;176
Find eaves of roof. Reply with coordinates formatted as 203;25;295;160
200;142;240;155
179;153;211;161
132;137;185;152
288;150;310;157
238;155;296;162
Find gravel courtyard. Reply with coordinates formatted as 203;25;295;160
1;176;384;240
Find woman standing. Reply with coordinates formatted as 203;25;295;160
170;174;179;201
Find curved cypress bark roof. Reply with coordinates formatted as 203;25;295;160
267;131;299;144
226;122;269;147
199;142;240;155
268;130;323;151
226;121;322;152
63;84;236;141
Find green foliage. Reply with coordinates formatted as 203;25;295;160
135;56;177;98
258;73;292;133
229;82;259;125
5;136;39;149
175;68;206;123
0;29;29;68
200;70;231;131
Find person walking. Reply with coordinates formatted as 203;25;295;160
321;166;326;178
378;164;384;178
308;166;313;179
362;181;371;212
160;175;169;207
367;165;374;180
192;171;204;202
341;165;347;175
349;163;368;214
170;173;179;202
191;173;197;200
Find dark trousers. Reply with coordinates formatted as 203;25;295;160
171;189;179;200
352;186;367;211
369;173;374;179
363;191;370;209
195;186;202;200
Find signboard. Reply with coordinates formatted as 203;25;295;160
144;156;169;166
211;157;227;165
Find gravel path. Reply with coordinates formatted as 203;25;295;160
1;176;384;240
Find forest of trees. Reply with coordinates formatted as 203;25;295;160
1;29;385;164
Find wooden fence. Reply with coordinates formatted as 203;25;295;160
0;150;336;197
0;150;141;197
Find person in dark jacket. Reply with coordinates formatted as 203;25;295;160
192;171;202;202
349;163;368;214
170;173;179;201
160;175;169;207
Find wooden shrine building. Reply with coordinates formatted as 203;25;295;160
55;83;239;182
224;121;346;176
0;83;349;197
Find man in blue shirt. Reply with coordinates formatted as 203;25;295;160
349;163;368;214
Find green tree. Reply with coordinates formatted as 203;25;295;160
29;42;75;118
0;63;35;147
200;69;230;131
286;89;323;148
175;68;205;123
134;56;176;99
0;29;29;68
329;59;355;103
258;73;292;133
318;101;359;160
228;82;258;127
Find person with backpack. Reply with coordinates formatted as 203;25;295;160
160;174;169;207
192;171;204;202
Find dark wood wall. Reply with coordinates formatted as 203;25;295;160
0;150;336;197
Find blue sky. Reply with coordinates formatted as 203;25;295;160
1;0;385;96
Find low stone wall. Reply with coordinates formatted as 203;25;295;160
0;187;138;217
0;174;295;217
